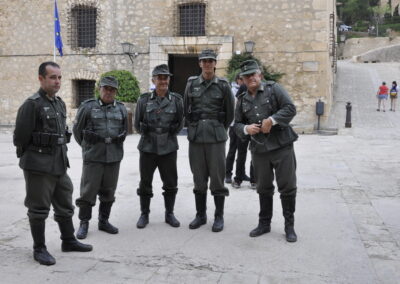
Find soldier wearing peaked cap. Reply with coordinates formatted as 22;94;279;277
184;49;235;232
134;64;184;229
13;62;93;266
234;60;299;242
73;75;128;239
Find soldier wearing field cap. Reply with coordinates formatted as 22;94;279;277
184;49;235;232
234;60;299;242
73;75;128;239
134;64;184;229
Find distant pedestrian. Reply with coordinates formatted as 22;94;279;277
377;82;388;112
225;74;253;188
389;81;398;112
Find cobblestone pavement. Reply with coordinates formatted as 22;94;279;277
0;60;399;283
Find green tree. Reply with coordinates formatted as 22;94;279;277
371;4;391;36
226;53;284;82
95;70;140;103
340;0;371;25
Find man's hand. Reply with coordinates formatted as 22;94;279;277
245;124;261;135
261;118;273;134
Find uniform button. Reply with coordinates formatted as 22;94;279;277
256;113;259;116
255;106;258;109
57;113;59;115
39;149;42;153
203;119;205;122
47;116;49;119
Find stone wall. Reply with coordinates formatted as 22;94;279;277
342;37;400;59
354;44;400;62
0;0;336;131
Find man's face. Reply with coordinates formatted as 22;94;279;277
100;86;117;104
199;59;216;74
39;65;62;96
152;75;170;93
242;72;262;91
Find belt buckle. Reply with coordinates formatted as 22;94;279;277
104;137;112;144
57;137;65;145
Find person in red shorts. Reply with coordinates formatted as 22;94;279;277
377;82;388;112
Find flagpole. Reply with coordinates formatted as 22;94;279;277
54;0;63;61
53;0;56;62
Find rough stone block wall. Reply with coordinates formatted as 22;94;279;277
0;0;336;130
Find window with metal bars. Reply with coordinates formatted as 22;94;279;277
71;6;97;48
179;3;206;36
74;80;95;107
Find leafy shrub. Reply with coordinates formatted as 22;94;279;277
226;53;284;82
95;70;140;103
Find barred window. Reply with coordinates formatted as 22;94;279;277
179;3;206;36
71;6;97;48
74;80;95;107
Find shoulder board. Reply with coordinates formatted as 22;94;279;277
82;98;96;104
27;93;41;100
139;92;151;98
116;101;125;105
170;92;183;99
188;76;198;81
218;77;229;83
265;80;276;86
237;91;246;99
55;95;64;102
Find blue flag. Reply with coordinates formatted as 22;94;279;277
54;0;63;56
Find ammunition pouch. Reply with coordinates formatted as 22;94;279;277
83;130;126;145
116;130;127;143
31;132;67;147
169;123;180;135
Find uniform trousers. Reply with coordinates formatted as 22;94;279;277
189;142;229;196
137;151;178;197
251;144;297;196
24;170;74;221
75;161;121;207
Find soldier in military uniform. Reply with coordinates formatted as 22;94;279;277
13;62;93;266
134;64;183;229
234;60;298;242
73;76;128;239
184;49;235;232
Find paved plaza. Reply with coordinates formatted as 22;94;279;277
0;61;400;283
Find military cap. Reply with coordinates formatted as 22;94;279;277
152;64;173;76
240;60;261;76
99;76;119;89
199;49;217;61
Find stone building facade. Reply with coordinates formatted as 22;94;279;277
0;0;337;131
